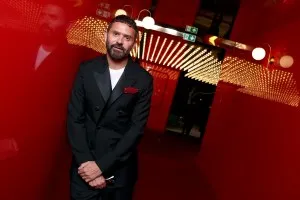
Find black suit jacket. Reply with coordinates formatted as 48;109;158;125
1;33;83;153
67;55;153;188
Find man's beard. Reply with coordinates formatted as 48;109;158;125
106;41;131;61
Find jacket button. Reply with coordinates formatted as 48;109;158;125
95;106;100;111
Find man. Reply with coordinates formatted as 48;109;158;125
182;87;199;136
0;2;83;199
4;2;82;120
10;2;76;72
29;2;83;118
67;15;153;200
34;2;69;68
0;2;80;155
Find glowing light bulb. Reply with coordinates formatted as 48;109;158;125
252;47;266;61
142;16;155;29
115;9;127;17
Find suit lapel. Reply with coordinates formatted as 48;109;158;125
93;58;112;103
106;58;137;109
34;42;66;71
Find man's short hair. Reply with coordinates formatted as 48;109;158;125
107;15;138;39
41;0;73;21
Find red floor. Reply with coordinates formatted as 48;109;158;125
0;130;205;200
134;132;203;200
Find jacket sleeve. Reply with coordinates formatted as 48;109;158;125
67;65;94;165
96;76;153;174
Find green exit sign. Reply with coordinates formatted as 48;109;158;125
185;25;198;34
183;33;197;42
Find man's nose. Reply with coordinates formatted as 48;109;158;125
40;14;51;23
116;36;123;44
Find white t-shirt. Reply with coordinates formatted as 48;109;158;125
34;45;51;70
109;67;125;90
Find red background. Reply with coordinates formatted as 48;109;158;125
197;0;300;199
0;0;299;199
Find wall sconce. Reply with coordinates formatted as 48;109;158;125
252;43;274;69
115;5;133;18
114;7;155;29
252;44;294;69
252;43;272;62
279;55;294;68
137;9;155;29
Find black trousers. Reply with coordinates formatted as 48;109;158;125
99;187;134;200
70;186;134;200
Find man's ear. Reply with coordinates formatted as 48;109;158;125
134;34;139;46
135;37;138;45
135;33;139;44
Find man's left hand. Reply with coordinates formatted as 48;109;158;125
78;161;102;182
89;176;107;189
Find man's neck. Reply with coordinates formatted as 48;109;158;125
107;55;128;70
40;36;66;52
41;43;58;52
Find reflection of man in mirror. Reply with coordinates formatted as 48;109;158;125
1;1;79;123
34;2;69;70
0;2;83;199
182;87;199;136
26;2;82;121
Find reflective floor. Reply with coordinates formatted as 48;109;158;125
134;131;202;200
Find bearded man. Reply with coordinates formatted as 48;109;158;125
67;15;153;200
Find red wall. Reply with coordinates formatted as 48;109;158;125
142;63;180;133
197;0;300;199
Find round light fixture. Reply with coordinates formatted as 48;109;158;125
115;9;127;17
279;55;294;68
252;47;266;61
142;16;155;29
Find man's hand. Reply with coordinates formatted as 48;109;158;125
78;161;102;182
89;176;106;189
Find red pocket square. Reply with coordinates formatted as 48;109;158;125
124;87;139;94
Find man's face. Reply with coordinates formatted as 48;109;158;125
105;22;136;61
38;4;67;41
